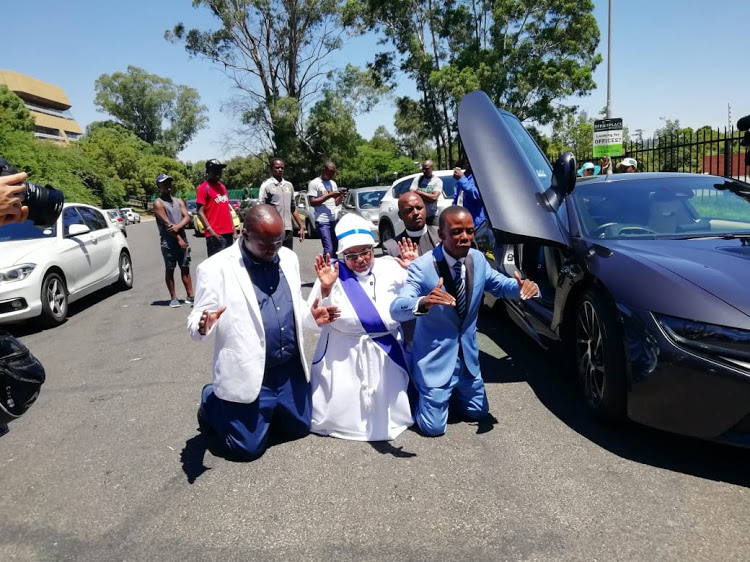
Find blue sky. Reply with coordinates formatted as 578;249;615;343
5;0;750;163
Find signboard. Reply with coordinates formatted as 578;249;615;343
593;118;623;157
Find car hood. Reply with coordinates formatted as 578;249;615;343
593;237;750;323
0;238;59;266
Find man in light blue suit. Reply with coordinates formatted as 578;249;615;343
390;206;539;437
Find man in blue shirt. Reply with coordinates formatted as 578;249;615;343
452;165;494;251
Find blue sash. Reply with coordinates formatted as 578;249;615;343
337;261;408;373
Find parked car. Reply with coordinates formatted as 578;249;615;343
459;90;750;446
193;207;241;236
185;199;197;229
294;191;318;239
104;208;127;237
238;198;259;222
229;199;241;212
120;207;141;224
339;186;389;240
0;203;133;326
377;170;457;242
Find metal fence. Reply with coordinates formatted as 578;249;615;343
569;127;750;182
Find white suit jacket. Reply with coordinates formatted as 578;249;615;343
188;241;314;404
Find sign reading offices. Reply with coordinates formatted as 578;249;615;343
593;118;623;157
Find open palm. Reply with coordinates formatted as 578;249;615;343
314;253;339;290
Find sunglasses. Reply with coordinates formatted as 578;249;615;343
343;248;373;261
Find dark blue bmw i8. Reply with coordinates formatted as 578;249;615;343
459;91;750;446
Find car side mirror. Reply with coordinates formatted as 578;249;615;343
542;151;576;211
68;224;90;236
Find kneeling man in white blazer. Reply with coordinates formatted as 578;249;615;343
188;204;340;461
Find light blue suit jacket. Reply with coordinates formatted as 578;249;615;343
390;245;521;389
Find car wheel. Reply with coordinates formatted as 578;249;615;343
305;219;315;239
40;272;68;325
117;252;134;290
379;220;395;242
574;290;627;421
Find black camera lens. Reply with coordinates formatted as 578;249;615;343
0;158;64;228
22;182;65;228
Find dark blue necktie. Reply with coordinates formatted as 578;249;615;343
453;261;467;322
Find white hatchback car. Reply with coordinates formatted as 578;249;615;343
0;203;133;326
120;207;141;224
377;170;458;242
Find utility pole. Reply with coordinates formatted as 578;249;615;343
728;103;732;130
606;0;613;119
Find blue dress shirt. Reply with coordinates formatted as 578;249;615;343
241;248;299;368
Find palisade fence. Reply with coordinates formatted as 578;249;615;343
566;127;750;182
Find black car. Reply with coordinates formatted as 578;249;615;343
459;91;750;446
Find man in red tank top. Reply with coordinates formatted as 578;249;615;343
196;159;236;257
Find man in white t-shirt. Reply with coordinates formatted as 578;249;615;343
410;160;443;226
307;162;344;257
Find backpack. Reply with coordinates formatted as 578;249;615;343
0;330;46;426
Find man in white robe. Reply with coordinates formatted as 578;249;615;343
307;214;415;441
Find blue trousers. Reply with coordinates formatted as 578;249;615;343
414;356;489;437
316;220;338;258
200;359;311;461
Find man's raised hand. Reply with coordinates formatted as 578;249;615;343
395;238;419;269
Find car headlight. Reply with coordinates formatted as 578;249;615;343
655;313;750;361
0;264;36;284
360;211;372;221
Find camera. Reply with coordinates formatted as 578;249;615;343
0;157;64;227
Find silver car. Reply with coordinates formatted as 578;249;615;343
339;186;388;241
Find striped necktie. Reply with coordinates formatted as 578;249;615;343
453;260;467;322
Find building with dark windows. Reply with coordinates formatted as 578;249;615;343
0;70;83;143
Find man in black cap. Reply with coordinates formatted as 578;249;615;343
153;173;195;308
196;159;236;257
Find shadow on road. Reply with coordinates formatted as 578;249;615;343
5;286;120;338
477;305;750;488
180;434;214;484
369;441;417;458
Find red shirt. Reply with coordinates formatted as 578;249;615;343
196;180;234;236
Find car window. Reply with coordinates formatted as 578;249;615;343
392;179;413;198
572;176;750;239
440;176;457;199
77;207;109;231
63;207;86;236
358;190;386;209
499;112;552;184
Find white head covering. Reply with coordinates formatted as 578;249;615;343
335;213;375;253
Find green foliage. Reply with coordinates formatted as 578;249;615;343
346;0;601;166
548;112;594;160
167;0;347;162
0;86;35;132
94;66;208;156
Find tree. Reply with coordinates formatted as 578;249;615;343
0;86;35;133
548;112;594;160
167;0;345;160
345;0;602;167
94;66;208;156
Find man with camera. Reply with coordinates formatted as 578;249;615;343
0;162;53;437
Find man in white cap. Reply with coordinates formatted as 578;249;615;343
306;213;416;441
618;157;638;173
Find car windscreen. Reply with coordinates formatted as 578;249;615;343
572;176;750;239
358;190;386;209
0;220;57;241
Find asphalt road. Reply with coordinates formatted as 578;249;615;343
2;220;748;561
